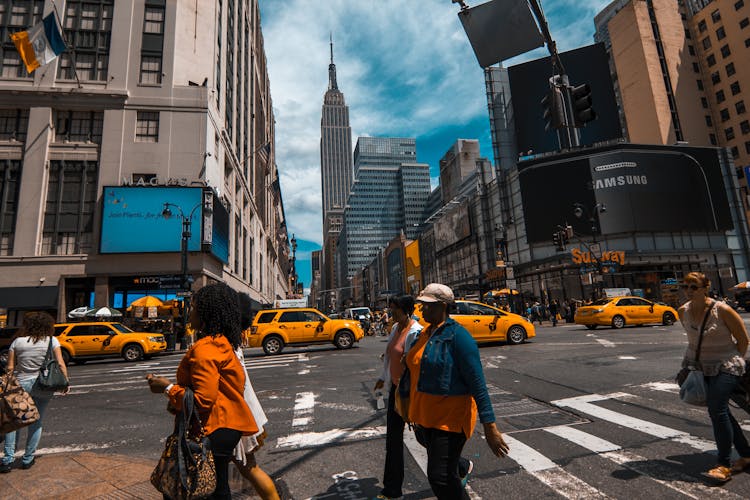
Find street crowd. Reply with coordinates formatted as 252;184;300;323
1;273;749;498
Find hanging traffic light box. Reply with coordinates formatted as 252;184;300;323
541;86;565;131
571;83;596;127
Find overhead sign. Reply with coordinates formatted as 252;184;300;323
571;248;625;266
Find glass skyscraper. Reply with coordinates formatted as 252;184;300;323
337;137;431;284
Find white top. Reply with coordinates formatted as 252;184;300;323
10;336;60;383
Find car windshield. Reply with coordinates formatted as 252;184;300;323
112;323;134;333
592;299;612;306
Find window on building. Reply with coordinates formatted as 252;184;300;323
0;109;28;141
707;54;717;66
721;108;731;121
746;140;750;154
710;133;718;145
721;44;731;57
42;160;98;255
746;38;750;47
0;159;21;255
731;81;741;95
711;71;721;84
741;120;750;134
140;2;164;85
688;44;696;55
54;111;103;142
737;0;746;11
737;100;747;114
57;0;114;81
702;37;712;49
698;79;705;90
706;115;714;126
0;0;44;78
702;97;709;108
717;27;727;40
731;146;740;158
726;127;735;140
741;17;749;28
135;111;159;142
727;62;736;76
693;62;700;73
712;9;722;22
717;90;726;103
699;19;708;32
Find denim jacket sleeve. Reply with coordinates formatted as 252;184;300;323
453;327;496;424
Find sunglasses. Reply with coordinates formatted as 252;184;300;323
679;284;703;290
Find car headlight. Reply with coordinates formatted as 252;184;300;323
149;336;164;342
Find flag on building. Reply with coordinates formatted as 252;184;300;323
10;13;66;74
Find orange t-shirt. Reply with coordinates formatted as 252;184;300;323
405;327;478;439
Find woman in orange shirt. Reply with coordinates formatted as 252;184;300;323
147;283;257;499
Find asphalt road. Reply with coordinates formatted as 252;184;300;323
30;319;750;499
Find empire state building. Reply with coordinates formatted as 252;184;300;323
320;38;353;293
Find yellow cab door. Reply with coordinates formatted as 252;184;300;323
99;323;125;354
470;302;508;343
62;324;105;355
631;297;658;323
612;298;636;323
276;311;306;342
453;302;494;343
301;310;330;342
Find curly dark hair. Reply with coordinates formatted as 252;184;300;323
236;292;255;331
191;283;242;349
389;294;416;317
22;311;55;344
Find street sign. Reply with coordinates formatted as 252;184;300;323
506;279;517;289
589;243;601;256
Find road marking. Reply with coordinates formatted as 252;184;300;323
635;381;679;393
503;435;610;498
618;356;637;360
545;426;742;499
596;338;616;348
552;393;717;452
292;392;316;428
276;426;386;449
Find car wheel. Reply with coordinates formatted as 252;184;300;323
611;315;626;329
662;312;676;326
122;344;144;362
61;349;71;365
262;335;284;355
585;324;598;330
506;325;526;345
334;331;354;349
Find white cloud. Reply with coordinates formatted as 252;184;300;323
261;0;609;246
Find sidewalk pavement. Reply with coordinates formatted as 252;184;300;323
0;451;265;499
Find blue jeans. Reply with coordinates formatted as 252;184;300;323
3;377;53;466
706;371;750;466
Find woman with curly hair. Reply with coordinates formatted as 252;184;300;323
147;283;257;499
1;312;69;473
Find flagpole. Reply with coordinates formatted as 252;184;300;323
50;1;82;89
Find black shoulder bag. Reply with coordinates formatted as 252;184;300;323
35;338;69;391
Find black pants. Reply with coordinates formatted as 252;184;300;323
208;428;242;499
381;383;406;497
414;425;469;499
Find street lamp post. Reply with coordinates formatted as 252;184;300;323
162;201;205;351
572;202;607;298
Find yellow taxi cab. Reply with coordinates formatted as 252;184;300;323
414;300;536;345
248;308;365;355
574;296;678;329
54;321;167;364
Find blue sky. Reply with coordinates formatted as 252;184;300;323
259;0;613;290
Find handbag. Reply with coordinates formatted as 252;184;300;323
35;338;69;391
394;368;411;423
0;372;40;434
151;387;216;499
678;301;715;406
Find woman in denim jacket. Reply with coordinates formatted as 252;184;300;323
406;283;509;499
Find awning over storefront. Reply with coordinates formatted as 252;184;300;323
0;286;59;309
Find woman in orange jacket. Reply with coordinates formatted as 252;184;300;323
147;283;257;499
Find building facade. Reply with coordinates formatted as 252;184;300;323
0;0;289;324
319;39;353;294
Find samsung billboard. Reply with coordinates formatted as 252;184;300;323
100;186;229;263
518;144;733;243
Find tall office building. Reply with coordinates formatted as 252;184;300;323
336;137;430;287
594;0;712;146
319;38;353;292
0;0;289;323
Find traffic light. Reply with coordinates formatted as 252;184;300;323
552;231;565;251
563;225;573;244
570;83;596;127
541;87;565;131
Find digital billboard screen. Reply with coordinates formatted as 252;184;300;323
100;187;203;253
210;192;229;263
518;144;733;243
508;43;623;155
